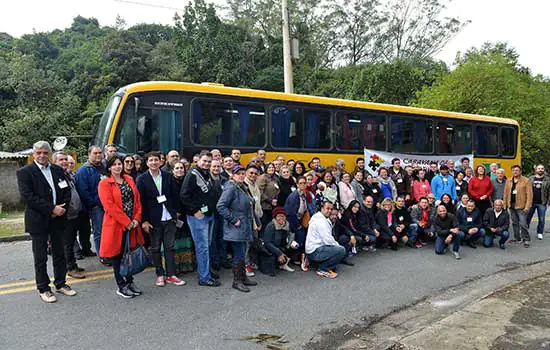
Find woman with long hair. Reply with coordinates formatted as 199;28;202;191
440;193;456;215
171;161;195;274
364;173;382;204
377;167;397;201
257;162;280;229
338;172;355;210
277;165;296;206
98;156;144;299
412;168;432;203
468;165;494;215
375;198;399;250
350;171;365;203
122;154;137;181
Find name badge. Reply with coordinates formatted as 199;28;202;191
455;186;460;191
399;216;404;221
512;190;517;195
372;189;378;193
58;180;68;189
157;195;167;203
536;184;541;189
422;184;426;189
397;179;403;183
467;217;473;222
100;175;106;180
176;220;184;229
200;205;209;213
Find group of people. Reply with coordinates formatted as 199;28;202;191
17;141;550;302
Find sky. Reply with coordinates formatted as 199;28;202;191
1;0;548;76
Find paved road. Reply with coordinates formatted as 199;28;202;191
1;223;549;350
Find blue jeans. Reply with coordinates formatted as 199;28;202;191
408;224;419;242
187;215;214;282
527;203;547;234
464;228;485;242
483;230;510;247
229;241;247;264
435;231;465;254
90;206;104;254
307;245;346;272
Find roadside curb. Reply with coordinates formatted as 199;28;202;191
0;234;30;243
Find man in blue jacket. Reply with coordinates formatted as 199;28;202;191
431;165;457;204
75;146;105;260
457;199;485;248
137;152;185;287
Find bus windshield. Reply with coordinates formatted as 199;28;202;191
94;94;122;147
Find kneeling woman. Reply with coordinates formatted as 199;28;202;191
217;165;260;293
98;156;144;299
375;198;399;250
258;207;296;276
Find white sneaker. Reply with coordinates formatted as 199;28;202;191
278;261;295;272
39;291;57;303
452;251;461;260
537;233;543;240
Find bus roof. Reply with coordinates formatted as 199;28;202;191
119;81;519;126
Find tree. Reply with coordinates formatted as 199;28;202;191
415;43;550;170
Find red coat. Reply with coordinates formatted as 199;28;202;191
412;179;432;203
98;174;143;258
468;175;494;201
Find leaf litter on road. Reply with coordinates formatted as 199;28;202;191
240;333;289;349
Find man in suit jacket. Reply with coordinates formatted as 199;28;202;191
136;152;185;287
16;141;75;303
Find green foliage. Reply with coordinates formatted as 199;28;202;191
415;43;550;170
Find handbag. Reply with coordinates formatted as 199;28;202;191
301;210;311;228
120;228;151;277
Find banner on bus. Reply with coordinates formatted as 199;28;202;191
363;148;473;176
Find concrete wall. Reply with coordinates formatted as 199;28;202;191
0;161;23;209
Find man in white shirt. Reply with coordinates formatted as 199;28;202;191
305;201;346;278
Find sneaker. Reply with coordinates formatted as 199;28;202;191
198;279;221;287
301;253;310;272
116;285;135;299
316;269;338;279
509;239;520;244
55;284;77;296
537;233;543;240
341;258;355;266
75;266;86;272
100;257;113;266
523;241;530;248
499;243;506;250
452;251;461;260
67;269;85;279
278;262;295;272
415;242;423;248
250;262;258;269
420;241;428;247
39;291;57;303
127;282;142;295
368;246;377;252
351;246;357;255
166;275;186;286
245;264;255;277
155;276;166;287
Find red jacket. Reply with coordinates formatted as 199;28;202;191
468;175;494;201
412;179;432;203
98;174;143;258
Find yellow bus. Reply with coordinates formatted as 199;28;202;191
93;81;520;174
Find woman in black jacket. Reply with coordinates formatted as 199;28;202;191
364;173;382;205
258;207;296;276
172;161;194;274
375;198;399;250
277;165;296;206
339;200;366;254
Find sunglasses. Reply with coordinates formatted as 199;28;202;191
124;160;134;163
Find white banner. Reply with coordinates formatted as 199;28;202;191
364;148;473;176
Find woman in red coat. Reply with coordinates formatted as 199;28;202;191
468;165;494;217
99;156;144;299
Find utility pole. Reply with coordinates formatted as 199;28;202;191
282;0;294;93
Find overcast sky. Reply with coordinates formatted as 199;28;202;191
1;0;548;76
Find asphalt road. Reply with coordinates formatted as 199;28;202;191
1;222;549;350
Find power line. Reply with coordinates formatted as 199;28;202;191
113;0;183;11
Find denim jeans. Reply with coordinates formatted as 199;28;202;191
229;241;247;264
464;228;485;243
90;206;104;254
435;231;465;254
210;214;227;266
150;221;177;277
307;245;346;272
527;203;547;234
483;230;510;247
187;214;214;282
509;208;530;241
408;224;419;242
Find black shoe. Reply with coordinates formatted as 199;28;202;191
341;258;355;266
467;241;477;249
405;242;414;248
199;279;221;287
127;282;142;296
222;260;232;269
210;270;220;280
100;258;113;266
211;263;221;271
83;250;97;257
74;266;86;272
116;286;135;299
232;281;250;293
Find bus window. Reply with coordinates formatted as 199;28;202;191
115;106;182;154
271;106;302;148
304;109;331;149
337;112;385;151
436;122;472;154
391;117;433;153
500;127;516;156
475;125;498;156
193;100;265;147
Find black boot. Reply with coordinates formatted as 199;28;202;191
232;264;250;293
241;262;258;286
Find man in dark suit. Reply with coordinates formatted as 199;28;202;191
136;152;185;287
16;141;76;303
